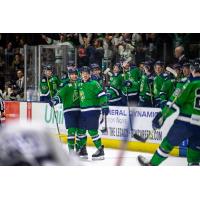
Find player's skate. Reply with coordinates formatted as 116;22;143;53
92;145;104;160
78;145;88;159
137;155;152;166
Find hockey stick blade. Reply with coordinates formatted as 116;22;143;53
137;155;151;166
100;127;107;133
133;133;148;143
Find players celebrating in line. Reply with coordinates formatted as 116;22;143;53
138;62;200;166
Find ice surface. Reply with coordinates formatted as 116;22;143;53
63;145;187;166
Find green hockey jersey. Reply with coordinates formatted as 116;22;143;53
121;67;141;95
40;75;60;97
159;76;176;103
153;73;166;104
59;75;69;88
56;81;80;112
78;79;108;111
107;73;122;102
162;77;200;126
139;73;154;104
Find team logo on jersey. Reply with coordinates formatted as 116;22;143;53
73;91;79;101
42;79;46;82
173;88;181;97
79;91;85;100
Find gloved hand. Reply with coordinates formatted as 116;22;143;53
106;92;111;99
123;80;132;87
155;98;161;108
159;100;167;109
102;106;109;116
49;97;59;107
152;112;164;130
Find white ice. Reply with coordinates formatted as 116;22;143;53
73;146;187;166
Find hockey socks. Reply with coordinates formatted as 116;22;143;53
88;129;102;149
67;128;76;151
187;148;200;166
150;137;174;166
76;129;87;150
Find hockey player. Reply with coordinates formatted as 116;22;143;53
153;61;165;107
121;61;141;106
182;62;191;79
159;64;182;108
78;66;109;160
107;63;123;106
138;62;200;166
91;63;103;85
40;65;60;102
49;68;86;154
139;61;155;107
59;69;69;88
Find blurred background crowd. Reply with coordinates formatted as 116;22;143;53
0;33;200;104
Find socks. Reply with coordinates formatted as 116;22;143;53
88;129;102;149
67;128;76;150
187;147;200;165
150;137;174;166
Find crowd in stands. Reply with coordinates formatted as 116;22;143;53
0;33;200;103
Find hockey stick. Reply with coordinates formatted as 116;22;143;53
115;66;144;166
46;76;61;141
141;83;185;143
100;66;111;134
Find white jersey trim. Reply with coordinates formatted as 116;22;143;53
122;92;138;96
63;108;80;113
81;107;101;112
157;148;168;158
110;86;120;96
40;91;50;96
109;97;121;102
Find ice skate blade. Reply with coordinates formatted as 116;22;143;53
92;156;105;161
79;155;88;160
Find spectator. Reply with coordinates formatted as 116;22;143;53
4;42;14;66
12;53;23;72
0;53;5;72
174;45;188;66
77;34;90;67
93;38;104;67
15;69;24;99
103;34;114;67
2;81;21;101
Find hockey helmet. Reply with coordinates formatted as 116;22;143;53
68;68;78;75
90;63;100;70
0;120;81;166
190;62;200;73
80;66;91;74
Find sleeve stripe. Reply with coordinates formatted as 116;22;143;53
166;101;180;111
97;92;106;98
110;86;120;96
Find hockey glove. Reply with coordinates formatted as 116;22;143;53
106;92;111;99
49;97;60;107
152;112;164;130
123;80;132;87
159;100;167;109
102;106;109;116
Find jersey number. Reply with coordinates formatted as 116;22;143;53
194;89;200;110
